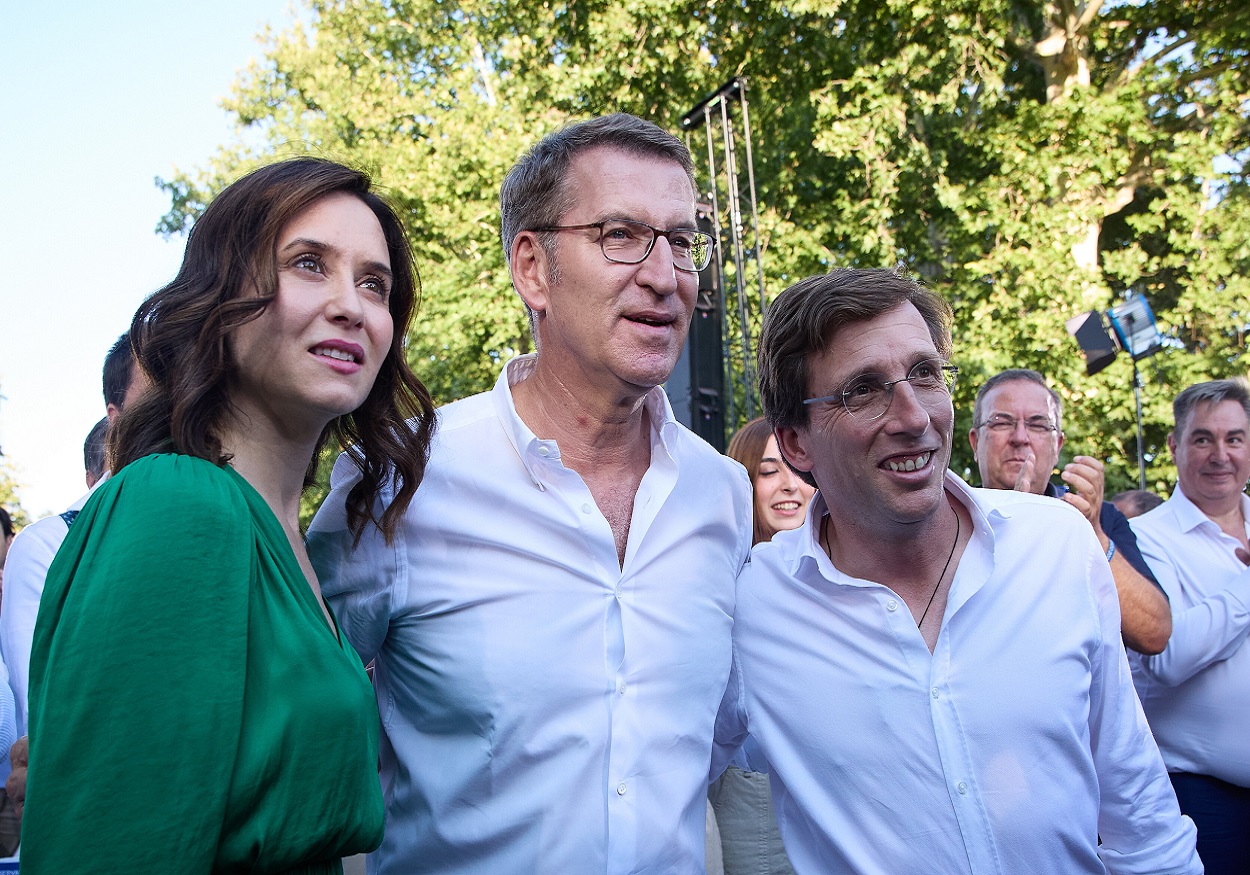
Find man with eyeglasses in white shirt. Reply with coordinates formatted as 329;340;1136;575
713;268;1199;875
968;368;1172;654
309;113;752;874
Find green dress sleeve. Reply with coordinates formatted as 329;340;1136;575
25;454;261;871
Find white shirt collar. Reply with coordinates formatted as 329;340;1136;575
1167;481;1250;536
489;353;682;491
784;469;999;580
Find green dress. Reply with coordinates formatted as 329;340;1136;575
24;453;384;873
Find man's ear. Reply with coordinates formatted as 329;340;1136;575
1166;430;1177;460
968;426;980;457
775;426;815;475
510;232;553;317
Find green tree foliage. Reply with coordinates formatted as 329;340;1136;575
162;0;1249;495
0;459;30;530
1;388;30;527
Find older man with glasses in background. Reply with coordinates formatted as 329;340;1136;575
713;268;1199;875
967;369;1171;654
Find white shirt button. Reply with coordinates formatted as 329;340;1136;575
581;503;593;515
932;688;940;700
537;445;551;457
616;680;627;695
616;783;628;796
614;588;623;599
957;781;968;795
886;599;898;612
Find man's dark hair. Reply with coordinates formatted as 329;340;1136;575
0;506;12;540
1172;378;1250;439
972;369;1064;431
84;417;109;483
102;333;134;409
1110;489;1165;519
758;267;953;434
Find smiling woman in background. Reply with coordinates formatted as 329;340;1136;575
23;158;436;874
710;416;815;875
730;417;817;546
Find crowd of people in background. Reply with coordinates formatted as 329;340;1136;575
0;111;1245;874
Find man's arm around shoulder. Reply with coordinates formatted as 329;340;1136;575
307;451;399;665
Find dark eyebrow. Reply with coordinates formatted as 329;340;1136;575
365;260;394;280
280;237;393;279
280;236;330;254
760;455;782;465
1205;425;1250;437
845;353;941;382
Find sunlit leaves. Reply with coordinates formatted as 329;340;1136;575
162;0;1248;495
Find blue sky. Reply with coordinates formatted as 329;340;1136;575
1;0;298;516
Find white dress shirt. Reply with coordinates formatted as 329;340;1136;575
715;473;1199;875
308;355;753;875
0;650;14;786
1129;485;1250;787
0;477;105;736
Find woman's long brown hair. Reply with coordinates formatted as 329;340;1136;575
111;158;436;544
726;417;776;546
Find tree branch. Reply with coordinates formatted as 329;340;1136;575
1140;35;1195;69
1177;58;1242;88
1054;0;1079;29
1102;156;1155;219
1075;0;1106;34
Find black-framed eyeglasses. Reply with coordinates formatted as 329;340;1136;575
974;414;1060;436
530;218;716;273
803;358;959;421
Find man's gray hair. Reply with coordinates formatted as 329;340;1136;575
1173;378;1250;437
499;113;695;266
972;369;1064;431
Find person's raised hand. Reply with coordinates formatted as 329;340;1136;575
1013;449;1036;492
1061;456;1106;534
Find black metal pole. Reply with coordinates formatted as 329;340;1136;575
1133;357;1146;489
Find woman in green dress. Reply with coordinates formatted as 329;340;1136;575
23;158;436;873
